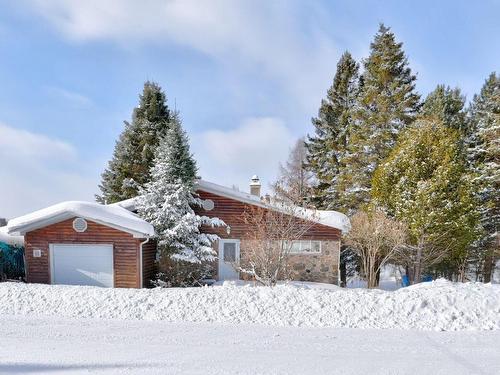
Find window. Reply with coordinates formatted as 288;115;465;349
223;242;236;262
287;240;321;254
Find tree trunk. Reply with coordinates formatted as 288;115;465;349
413;244;423;284
458;260;467;282
367;256;378;288
483;251;494;283
375;257;381;287
340;261;347;287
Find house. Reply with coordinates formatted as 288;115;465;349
5;177;349;288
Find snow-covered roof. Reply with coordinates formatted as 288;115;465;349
111;179;350;232
197;179;262;205
198;180;349;232
317;210;350;232
110;197;138;211
0;226;24;247
7;201;154;238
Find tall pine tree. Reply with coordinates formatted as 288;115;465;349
97;81;171;203
306;51;359;210
466;72;500;281
137;112;224;265
338;24;420;213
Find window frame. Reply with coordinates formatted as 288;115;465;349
286;240;322;255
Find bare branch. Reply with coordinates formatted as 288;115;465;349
236;203;316;286
345;209;407;288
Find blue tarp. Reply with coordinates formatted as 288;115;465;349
0;241;25;280
401;274;433;287
401;275;410;287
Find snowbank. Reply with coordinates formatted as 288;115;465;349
1;279;499;331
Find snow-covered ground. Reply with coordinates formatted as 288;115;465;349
0;315;499;375
1;279;499;331
1;281;500;374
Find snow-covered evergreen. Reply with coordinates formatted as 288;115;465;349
97;81;171;203
420;85;467;132
137;113;224;264
338;24;420;212
372;119;479;277
466;72;499;279
306;51;359;210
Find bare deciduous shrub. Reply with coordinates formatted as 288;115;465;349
345;209;406;288
238;204;315;286
392;232;451;284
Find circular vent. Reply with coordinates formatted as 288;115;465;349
202;199;215;211
73;217;88;233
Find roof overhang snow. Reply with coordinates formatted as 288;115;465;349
111;179;350;232
7;201;154;238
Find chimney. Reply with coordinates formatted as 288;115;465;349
249;175;261;197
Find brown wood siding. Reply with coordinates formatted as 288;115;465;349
194;190;341;241
24;218;143;288
141;239;157;287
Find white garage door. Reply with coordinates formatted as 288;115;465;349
50;244;114;287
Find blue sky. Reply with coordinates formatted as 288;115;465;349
0;0;499;217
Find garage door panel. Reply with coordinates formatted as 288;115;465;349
51;244;114;287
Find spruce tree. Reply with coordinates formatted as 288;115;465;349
339;24;420;213
97;81;171;203
136;112;224;265
466;72;499;281
306;51;359;210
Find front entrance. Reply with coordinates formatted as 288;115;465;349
218;239;240;280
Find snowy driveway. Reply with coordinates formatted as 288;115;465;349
0;315;499;375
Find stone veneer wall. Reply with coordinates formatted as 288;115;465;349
286;240;340;285
237;240;340;285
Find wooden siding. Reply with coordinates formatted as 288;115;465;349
141;239;157;287
195;190;342;241
24;218;143;288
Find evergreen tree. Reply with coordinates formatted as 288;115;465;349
306;51;359;210
421;85;467;131
466;72;500;280
136;113;224;265
339;24;420;213
97;81;171;203
272;137;313;206
372;119;479;279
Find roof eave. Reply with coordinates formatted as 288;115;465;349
8;212;154;238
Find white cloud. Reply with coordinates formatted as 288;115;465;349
0;123;76;160
0;123;98;218
26;0;340;111
45;86;94;108
192;117;295;193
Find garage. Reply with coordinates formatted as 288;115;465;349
50;244;114;287
5;201;155;288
